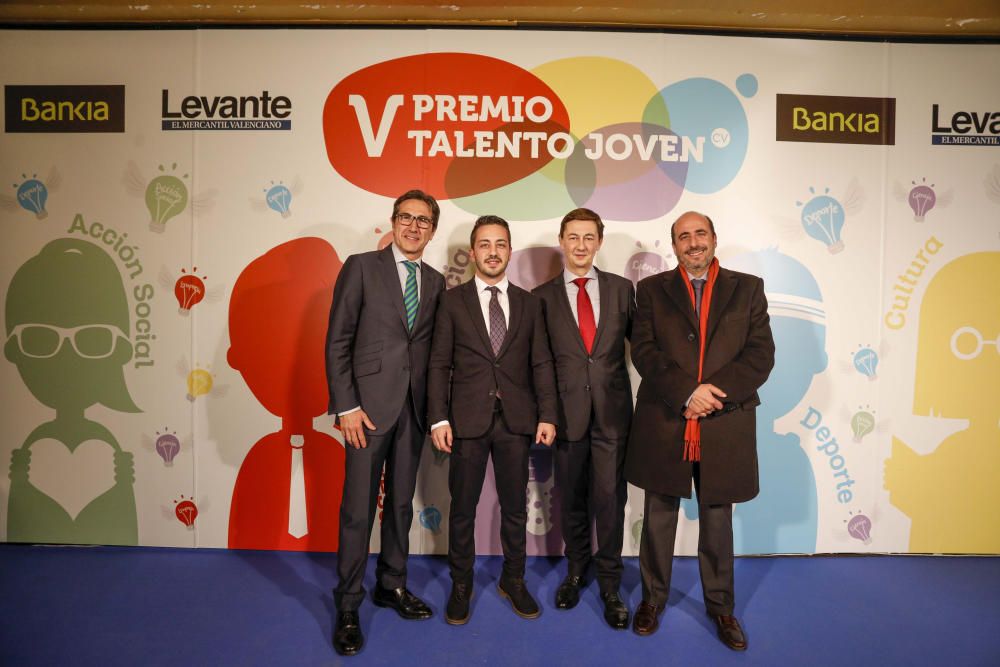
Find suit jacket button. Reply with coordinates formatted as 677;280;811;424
587;357;594;364
687;333;696;341
584;385;591;391
488;389;496;397
494;362;500;368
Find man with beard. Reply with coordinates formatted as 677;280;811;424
626;211;774;651
428;215;557;625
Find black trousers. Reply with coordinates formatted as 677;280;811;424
553;425;627;594
334;397;423;611
638;465;735;615
448;409;530;584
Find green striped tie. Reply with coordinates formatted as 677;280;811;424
403;260;419;330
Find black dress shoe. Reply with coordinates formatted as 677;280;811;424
710;613;747;651
554;575;585;610
632;600;663;636
497;577;541;619
446;581;472;625
600;591;630;630
372;585;433;620
333;611;364;656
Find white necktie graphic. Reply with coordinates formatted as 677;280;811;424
288;434;308;539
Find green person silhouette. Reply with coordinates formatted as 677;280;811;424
5;238;140;545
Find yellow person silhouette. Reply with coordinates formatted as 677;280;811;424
884;252;1000;553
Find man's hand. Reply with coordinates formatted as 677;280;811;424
535;422;556;446
339;410;376;449
687;383;726;417
432;423;454;454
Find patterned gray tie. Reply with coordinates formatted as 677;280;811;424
692;278;706;321
486;285;506;355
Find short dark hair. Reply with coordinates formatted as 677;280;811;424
670;211;716;242
392;190;440;230
559;208;604;240
470;215;511;247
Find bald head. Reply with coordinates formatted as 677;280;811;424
670;211;715;243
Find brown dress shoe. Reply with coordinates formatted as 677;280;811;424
710;613;747;651
632;600;662;636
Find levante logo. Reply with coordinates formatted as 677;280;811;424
323;53;757;221
776;94;895;145
931;104;1000;146
5;85;125;133
161;90;292;130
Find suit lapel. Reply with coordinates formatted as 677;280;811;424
379;247;409;333
548;275;587;355
497;284;522;359
705;269;737;345
589;268;611;353
662;270;698;331
461;280;494;356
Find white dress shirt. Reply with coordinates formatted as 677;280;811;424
474;275;510;332
562;267;601;326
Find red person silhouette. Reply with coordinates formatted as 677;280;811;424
227;238;345;551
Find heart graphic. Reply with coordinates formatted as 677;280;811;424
28;439;116;520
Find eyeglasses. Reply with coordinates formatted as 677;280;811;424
7;323;128;359
394;212;434;229
950;326;999;360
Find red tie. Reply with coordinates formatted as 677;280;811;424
573;277;596;354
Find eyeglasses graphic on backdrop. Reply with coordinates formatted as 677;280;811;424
949;326;999;361
394;212;434;229
7;324;128;359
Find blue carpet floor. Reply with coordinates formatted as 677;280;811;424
1;545;998;666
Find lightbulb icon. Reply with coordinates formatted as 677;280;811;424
846;512;872;545
14;174;49;219
797;187;846;254
852;345;879;381
174;495;198;529
850;407;876;443
265;181;292;218
174;267;208;315
419;506;443;534
908;178;937;222
625;240;671;287
186;367;214;401
631;517;644;549
145;163;189;233
154;428;181;466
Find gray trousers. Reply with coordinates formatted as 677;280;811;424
639;466;735;615
334;397;423;611
554;426;627;594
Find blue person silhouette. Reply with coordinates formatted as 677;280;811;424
682;249;824;554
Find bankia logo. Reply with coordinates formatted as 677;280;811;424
931;104;1000;146
161;90;292;130
776;94;895;146
5;85;125;133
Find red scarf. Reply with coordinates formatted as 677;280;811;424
679;258;719;462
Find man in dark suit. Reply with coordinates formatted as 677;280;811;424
428;215;557;625
325;190;446;656
626;211;774;651
532;208;635;629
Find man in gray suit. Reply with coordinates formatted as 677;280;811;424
532;208;635;629
325;190;445;656
626;211;774;650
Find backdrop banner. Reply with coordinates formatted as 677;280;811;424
1;30;998;556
